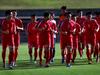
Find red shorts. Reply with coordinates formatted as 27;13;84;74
79;33;86;46
14;33;20;47
86;34;96;46
39;34;51;48
2;34;14;48
60;35;73;49
73;35;79;49
28;37;38;48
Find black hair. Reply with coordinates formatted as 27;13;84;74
77;9;82;13
86;12;92;16
44;12;49;17
31;14;36;17
61;6;67;10
5;10;11;16
95;12;100;16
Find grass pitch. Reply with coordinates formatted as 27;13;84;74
0;43;100;75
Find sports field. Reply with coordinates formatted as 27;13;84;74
0;0;100;75
0;43;100;75
0;0;100;9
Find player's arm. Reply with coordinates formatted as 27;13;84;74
1;20;9;34
35;21;44;31
16;26;24;30
94;20;99;32
59;28;67;35
50;26;58;34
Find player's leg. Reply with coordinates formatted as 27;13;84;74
50;47;53;63
78;42;83;58
50;36;55;63
2;43;7;68
66;46;72;67
13;34;20;65
8;45;14;68
28;42;33;63
39;47;43;66
72;36;78;63
66;38;73;67
44;45;50;67
86;43;92;64
72;48;77;63
34;47;38;63
60;40;65;64
95;42;99;62
52;38;56;62
8;38;14;69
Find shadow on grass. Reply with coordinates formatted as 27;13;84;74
0;58;97;70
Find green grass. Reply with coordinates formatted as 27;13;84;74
0;0;100;9
0;43;100;75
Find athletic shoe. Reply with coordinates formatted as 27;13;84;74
66;63;72;68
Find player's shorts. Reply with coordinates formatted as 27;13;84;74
2;34;14;48
28;38;38;48
39;34;51;48
60;35;73;50
86;34;96;46
14;33;20;47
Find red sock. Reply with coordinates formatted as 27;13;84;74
86;49;91;60
45;48;50;64
9;50;14;65
66;52;72;64
2;48;6;65
29;48;32;58
34;48;38;60
50;48;53;61
78;48;83;57
39;48;43;64
14;48;18;62
72;49;77;62
61;49;64;59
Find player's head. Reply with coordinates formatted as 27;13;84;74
31;14;36;22
11;10;17;18
86;12;92;19
43;12;50;21
71;14;77;22
61;6;67;14
64;11;71;20
95;12;100;17
50;12;55;20
77;9;83;17
5;10;13;18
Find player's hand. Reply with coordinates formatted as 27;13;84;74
17;26;24;31
95;28;99;33
63;32;67;35
79;31;81;35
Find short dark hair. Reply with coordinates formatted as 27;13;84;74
44;12;49;17
86;12;92;16
77;9;82;13
31;14;36;17
95;12;100;16
5;10;11;16
61;6;67;10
